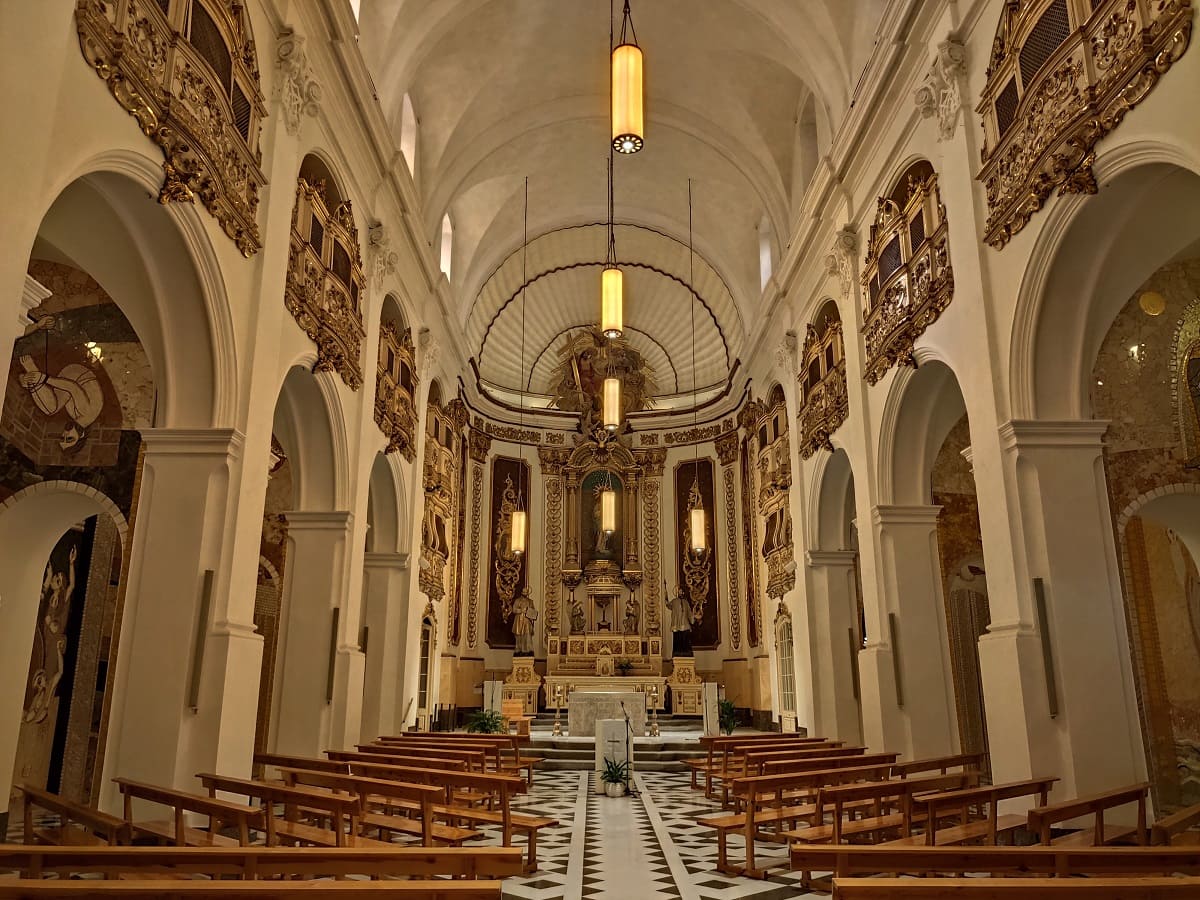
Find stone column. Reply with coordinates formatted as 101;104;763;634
866;504;958;760
272;510;358;757
101;429;263;808
981;421;1144;798
624;471;641;571
360;551;411;741
806;550;864;745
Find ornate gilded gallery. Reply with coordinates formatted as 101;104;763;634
4;0;1200;859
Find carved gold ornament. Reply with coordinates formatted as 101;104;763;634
493;474;524;619
75;0;267;256
977;0;1193;248
798;315;849;458
682;479;712;609
861;168;954;385
467;464;484;648
722;464;742;651
374;323;418;460
287;178;367;389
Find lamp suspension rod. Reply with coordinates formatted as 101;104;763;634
688;178;698;459
608;0;616;266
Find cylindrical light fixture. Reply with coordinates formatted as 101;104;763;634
602;377;621;431
601;265;623;338
510;509;527;555
689;504;706;553
601;486;617;533
612;41;644;154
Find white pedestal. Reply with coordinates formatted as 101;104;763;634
595;718;634;794
567;691;645;737
483;681;504;714
702;683;720;736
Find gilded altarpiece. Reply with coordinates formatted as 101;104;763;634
374;324;418;461
74;0;267;256
977;0;1193;248
486;456;530;649
861;165;953;385
675;458;720;649
286;177;367;389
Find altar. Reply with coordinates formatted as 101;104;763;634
567;690;646;737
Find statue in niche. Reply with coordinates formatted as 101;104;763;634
510;586;538;656
24;546;76;724
622;595;639;634
569;594;587;634
667;585;699;657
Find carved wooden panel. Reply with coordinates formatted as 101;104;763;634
374;323;418;461
75;0;267;256
798;308;848;458
419;399;467;602
977;0;1193;248
675;458;719;649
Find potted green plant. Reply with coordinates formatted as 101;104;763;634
615;658;634;677
718;698;737;736
600;757;630;797
465;709;506;734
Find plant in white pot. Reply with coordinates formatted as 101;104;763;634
600;757;630;797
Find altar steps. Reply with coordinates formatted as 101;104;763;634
528;730;707;772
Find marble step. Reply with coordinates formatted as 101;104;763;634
528;736;706;772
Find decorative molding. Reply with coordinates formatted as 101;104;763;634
642;472;663;637
798;314;849;458
286;177;366;389
367;222;398;290
806;549;858;567
466;463;484;648
824;226;858;298
915;38;966;141
75;0;267;256
467;427;493;463
21;276;52;327
775;329;798;377
998;418;1111;451
542;475;563;645
722;464;742;651
275;28;321;136
374;323;418;460
418;327;441;378
664;419;735;444
861;169;953;384
715;430;740;466
976;0;1193;248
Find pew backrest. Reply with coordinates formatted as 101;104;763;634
18;784;129;846
1026;782;1150;846
1152;801;1200;846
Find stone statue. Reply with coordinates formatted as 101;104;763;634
511;586;538;656
570;594;587;634
622;595;639;634
667;586;698;657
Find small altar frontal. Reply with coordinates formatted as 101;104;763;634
567;690;646;737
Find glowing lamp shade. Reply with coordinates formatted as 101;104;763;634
602;377;621;431
612;43;644;154
601;488;617;533
601;266;624;338
510;509;527;555
689;505;707;553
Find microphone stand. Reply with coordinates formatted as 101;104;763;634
619;700;639;797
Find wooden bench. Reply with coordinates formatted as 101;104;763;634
355;743;492;772
1027;782;1150;846
1152;801;1200;846
18;785;129;846
687;736;836;796
196;773;382;848
276;767;480;848
831;876;1200;898
323;749;472;772
376;735;544;785
501;698;533;737
704;762;894;876
0;882;505;898
790;843;1200;879
885;777;1059;847
890;752;984;779
337;759;556;871
741;746;867;777
707;742;848;798
0;844;523;881
113;778;263;847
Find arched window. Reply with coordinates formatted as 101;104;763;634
861;160;953;385
977;0;1191;248
758;216;773;291
439;214;454;278
74;0;267;254
798;300;848;458
400;93;418;177
776;611;797;719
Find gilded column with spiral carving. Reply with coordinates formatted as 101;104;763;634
465;428;491;649
716;430;742;652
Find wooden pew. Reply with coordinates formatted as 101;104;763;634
376;735;544;785
886;777;1059;847
790;843;1200;879
354;743;490;772
688;735;836;797
709;762;894;877
0;844;523;881
742;745;867;776
113;778;263;847
323;749;472;772
831;876;1200;898
18;785;129;846
890;752;984;779
196;773;381;848
707;741;847;797
717;752;900;810
0;882;505;898
275;767;479;848
336;758;557;871
1152;801;1200;846
1027;783;1150;846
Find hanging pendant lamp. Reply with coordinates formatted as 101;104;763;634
511;177;531;556
600;474;617;534
686;178;706;553
602;376;621;431
612;0;644;154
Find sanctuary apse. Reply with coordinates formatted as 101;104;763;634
0;2;1200;892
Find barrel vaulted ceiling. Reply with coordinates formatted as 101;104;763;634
357;0;884;400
